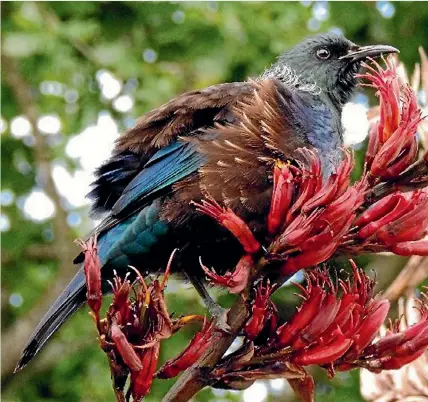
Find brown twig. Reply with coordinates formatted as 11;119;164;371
1;244;57;264
383;256;428;301
288;375;315;402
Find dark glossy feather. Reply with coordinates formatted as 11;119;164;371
112;141;206;215
88;81;252;222
15;268;86;372
87;151;146;217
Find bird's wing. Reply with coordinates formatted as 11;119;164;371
88;141;203;238
88;81;254;216
112;141;206;215
114;81;254;154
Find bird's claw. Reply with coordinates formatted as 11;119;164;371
210;305;232;335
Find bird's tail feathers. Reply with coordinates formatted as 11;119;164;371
14;268;86;373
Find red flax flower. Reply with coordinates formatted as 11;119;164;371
191;196;260;293
244;280;278;341
194;149;366;290
336;292;428;373
78;243;213;401
360;294;428;402
199;255;254;294
350;189;428;256
130;343;160;402
156;318;215;379
191;195;260;255
75;237;102;319
238;262;428;375
270;150;365;276
101;265;167;401
359;56;423;179
207;263;428;400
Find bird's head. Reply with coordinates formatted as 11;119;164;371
271;33;399;108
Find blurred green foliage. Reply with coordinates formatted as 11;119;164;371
1;2;427;401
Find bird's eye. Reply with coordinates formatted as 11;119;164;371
316;48;331;60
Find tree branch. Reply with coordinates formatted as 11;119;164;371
1;53;79;377
383;256;428;301
1;244;57;264
162;296;248;402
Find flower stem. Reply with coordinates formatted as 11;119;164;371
161;296;248;402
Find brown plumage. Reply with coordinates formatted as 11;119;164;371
115;82;254;154
161;79;313;230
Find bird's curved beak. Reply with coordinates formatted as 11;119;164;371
340;44;399;62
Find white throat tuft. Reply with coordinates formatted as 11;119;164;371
260;64;322;95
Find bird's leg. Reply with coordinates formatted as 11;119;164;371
184;271;232;334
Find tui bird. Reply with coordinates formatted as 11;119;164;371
16;33;398;371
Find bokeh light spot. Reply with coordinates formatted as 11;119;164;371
67;211;82;227
9;293;24;307
172;10;185;24
0;189;15;206
37;114;62;135
0;213;11;232
143;48;158;63
64;89;79;103
10;116;32;138
113;95;134;113
313;2;329;21
40;81;64;96
23;190;55;222
270;378;286;392
96;70;122;100
376;1;395;18
342;102;370;146
307;17;321;32
0;117;8;134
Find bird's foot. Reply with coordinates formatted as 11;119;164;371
209;304;232;334
184;272;233;334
